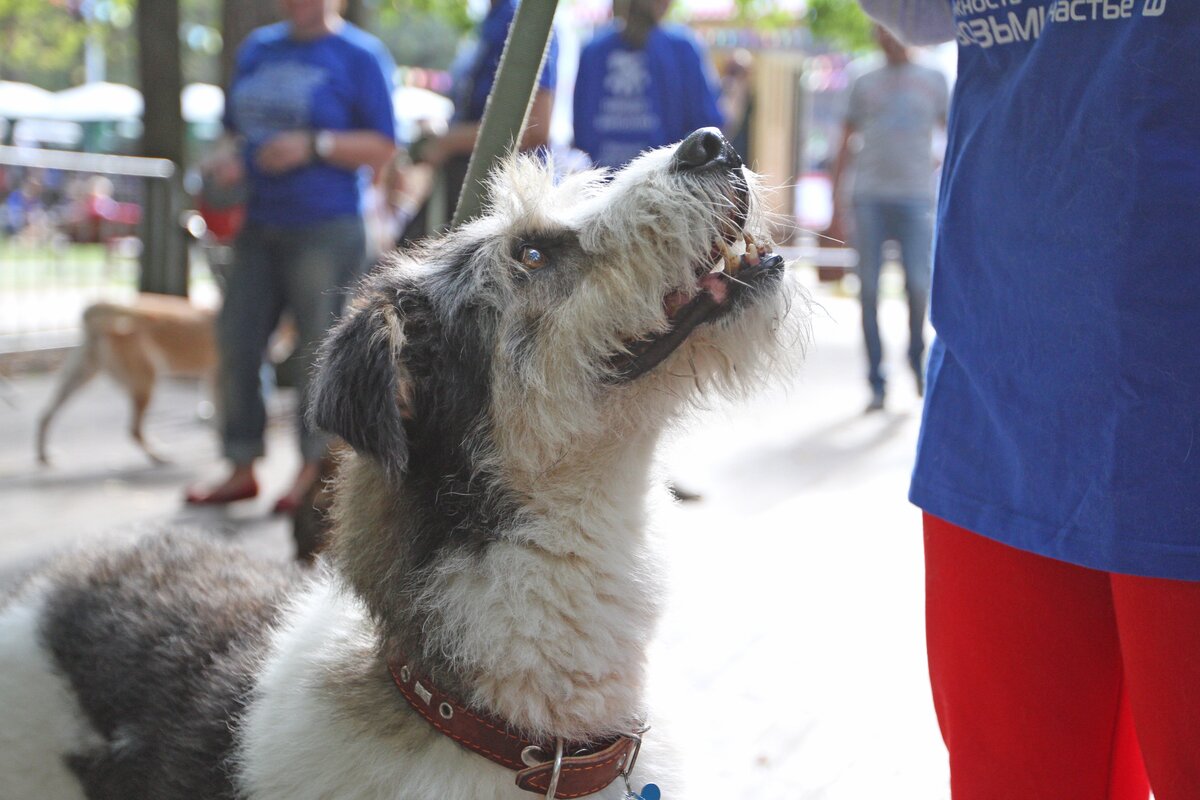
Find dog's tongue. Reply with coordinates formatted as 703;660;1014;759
699;272;730;304
664;273;730;318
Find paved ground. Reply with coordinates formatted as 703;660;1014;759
0;267;949;799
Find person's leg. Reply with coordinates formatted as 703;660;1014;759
894;200;933;396
274;215;367;511
923;513;1150;800
852;199;887;407
1110;573;1200;799
187;223;284;503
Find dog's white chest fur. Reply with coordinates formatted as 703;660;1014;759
236;577;667;799
0;588;99;800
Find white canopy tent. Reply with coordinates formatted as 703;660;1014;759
1;82;455;143
0;81;56;120
49;81;143;122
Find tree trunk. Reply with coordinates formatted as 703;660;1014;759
221;0;279;91
137;0;189;295
138;0;184;165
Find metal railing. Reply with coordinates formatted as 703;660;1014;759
0;145;204;355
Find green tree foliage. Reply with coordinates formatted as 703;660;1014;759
0;0;89;88
805;0;874;51
0;0;221;90
371;0;470;71
2;0;879;93
380;0;473;34
728;0;798;29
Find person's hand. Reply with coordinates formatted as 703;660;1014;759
414;134;449;169
826;202;848;246
207;151;245;188
199;139;245;188
255;131;314;175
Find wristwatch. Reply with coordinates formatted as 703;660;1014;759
313;130;336;161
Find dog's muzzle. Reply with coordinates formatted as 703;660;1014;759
606;128;784;383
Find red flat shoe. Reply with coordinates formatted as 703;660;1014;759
271;494;300;515
185;478;259;505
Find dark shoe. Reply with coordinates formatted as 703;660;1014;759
667;482;703;502
865;391;886;413
910;354;926;398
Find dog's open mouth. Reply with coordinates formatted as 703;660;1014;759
606;175;785;383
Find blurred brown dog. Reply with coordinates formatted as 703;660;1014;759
36;294;218;465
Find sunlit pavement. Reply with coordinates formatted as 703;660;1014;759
0;266;948;799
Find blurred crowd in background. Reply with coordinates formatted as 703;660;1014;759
0;0;955;261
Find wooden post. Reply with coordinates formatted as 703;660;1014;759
137;0;189;296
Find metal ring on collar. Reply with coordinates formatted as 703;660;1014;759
545;738;564;800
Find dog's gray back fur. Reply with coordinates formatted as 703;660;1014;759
25;534;299;798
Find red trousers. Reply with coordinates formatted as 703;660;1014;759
924;513;1200;800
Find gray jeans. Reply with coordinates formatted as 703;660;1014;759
217;216;367;465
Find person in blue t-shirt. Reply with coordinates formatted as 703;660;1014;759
418;0;558;224
186;0;396;515
857;2;1200;798
572;0;724;169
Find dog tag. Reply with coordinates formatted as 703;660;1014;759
625;784;660;800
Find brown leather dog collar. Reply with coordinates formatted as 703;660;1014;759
387;657;642;798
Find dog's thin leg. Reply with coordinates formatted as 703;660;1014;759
128;384;167;465
36;343;99;465
104;332;168;465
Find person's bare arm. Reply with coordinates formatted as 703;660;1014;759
828;122;857;242
520;89;554;150
857;0;956;45
423;88;555;167
255;130;396;175
312;130;396;173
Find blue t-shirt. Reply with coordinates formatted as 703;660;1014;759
225;22;396;227
453;0;559;125
908;0;1200;579
573;23;724;169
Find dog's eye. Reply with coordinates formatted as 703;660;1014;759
518;244;548;270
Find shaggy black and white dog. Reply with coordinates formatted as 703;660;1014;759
0;129;805;799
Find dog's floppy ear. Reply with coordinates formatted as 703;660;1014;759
309;294;412;478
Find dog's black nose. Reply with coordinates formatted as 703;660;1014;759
672;128;740;172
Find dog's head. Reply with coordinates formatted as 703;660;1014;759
311;129;803;485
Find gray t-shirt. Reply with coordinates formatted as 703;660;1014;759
846;61;948;201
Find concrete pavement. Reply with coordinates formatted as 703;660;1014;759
0;266;948;799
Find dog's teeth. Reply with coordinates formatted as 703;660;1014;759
710;239;729;273
724;244;741;275
714;241;734;273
